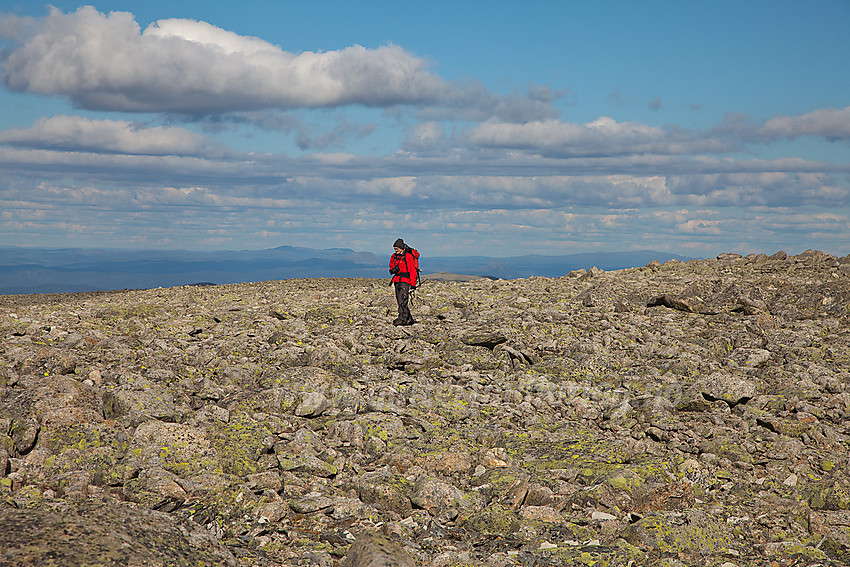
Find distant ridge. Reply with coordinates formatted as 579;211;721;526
0;246;696;295
431;250;697;279
422;272;498;282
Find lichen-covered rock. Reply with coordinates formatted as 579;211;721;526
807;478;850;511
127;421;219;476
461;328;508;349
2;252;850;566
294;390;330;417
289;492;335;514
123;465;188;509
103;387;177;425
621;509;739;554
341;531;415;567
277;453;338;477
357;469;413;515
0;501;238;567
411;475;484;517
698;371;759;405
460;502;520;534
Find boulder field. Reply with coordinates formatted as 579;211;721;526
1;250;849;566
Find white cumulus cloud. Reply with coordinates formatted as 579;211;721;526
0;6;553;121
0;6;448;113
145;18;281;56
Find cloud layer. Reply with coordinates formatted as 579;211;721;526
1;6;555;122
0;116;220;156
0;6;848;257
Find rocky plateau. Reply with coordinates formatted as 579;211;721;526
1;249;849;566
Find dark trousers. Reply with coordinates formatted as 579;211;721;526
394;282;413;323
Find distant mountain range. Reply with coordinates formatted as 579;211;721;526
0;245;696;295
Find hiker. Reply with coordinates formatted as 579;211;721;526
389;238;420;326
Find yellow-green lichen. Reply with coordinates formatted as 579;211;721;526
207;411;271;477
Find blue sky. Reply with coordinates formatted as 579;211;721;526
0;1;848;258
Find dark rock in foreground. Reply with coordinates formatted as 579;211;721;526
1;250;849;566
0;501;238;566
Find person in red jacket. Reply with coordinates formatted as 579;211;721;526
389;238;420;326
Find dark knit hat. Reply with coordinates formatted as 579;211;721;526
393;238;405;249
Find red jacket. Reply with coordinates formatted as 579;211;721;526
389;248;419;287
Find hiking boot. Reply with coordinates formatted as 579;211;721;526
402;318;416;326
392;318;403;326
